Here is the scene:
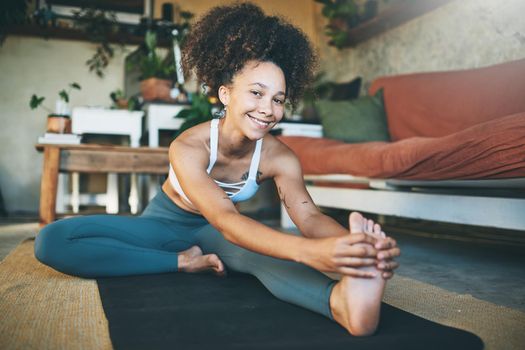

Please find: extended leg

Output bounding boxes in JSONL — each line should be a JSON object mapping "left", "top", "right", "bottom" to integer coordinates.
{"left": 194, "top": 224, "right": 337, "bottom": 320}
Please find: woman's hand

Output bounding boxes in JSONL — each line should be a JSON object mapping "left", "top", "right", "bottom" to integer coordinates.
{"left": 300, "top": 234, "right": 380, "bottom": 277}
{"left": 374, "top": 236, "right": 401, "bottom": 279}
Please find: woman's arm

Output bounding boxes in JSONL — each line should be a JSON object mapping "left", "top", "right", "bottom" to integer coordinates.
{"left": 271, "top": 149, "right": 352, "bottom": 238}
{"left": 272, "top": 146, "right": 400, "bottom": 276}
{"left": 170, "top": 139, "right": 380, "bottom": 277}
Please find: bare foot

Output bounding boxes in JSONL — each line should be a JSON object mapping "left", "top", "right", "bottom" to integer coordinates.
{"left": 330, "top": 212, "right": 386, "bottom": 336}
{"left": 178, "top": 246, "right": 226, "bottom": 276}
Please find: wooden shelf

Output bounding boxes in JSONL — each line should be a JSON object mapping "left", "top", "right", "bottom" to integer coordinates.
{"left": 6, "top": 24, "right": 170, "bottom": 47}
{"left": 343, "top": 0, "right": 452, "bottom": 46}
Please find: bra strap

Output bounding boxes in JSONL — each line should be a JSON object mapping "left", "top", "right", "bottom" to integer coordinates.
{"left": 207, "top": 119, "right": 219, "bottom": 173}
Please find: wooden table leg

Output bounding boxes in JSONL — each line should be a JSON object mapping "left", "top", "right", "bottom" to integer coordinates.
{"left": 39, "top": 147, "right": 60, "bottom": 226}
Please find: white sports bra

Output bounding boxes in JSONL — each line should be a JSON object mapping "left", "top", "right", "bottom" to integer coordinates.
{"left": 169, "top": 118, "right": 263, "bottom": 205}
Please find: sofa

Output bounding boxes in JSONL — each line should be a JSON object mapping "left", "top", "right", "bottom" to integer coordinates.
{"left": 278, "top": 58, "right": 525, "bottom": 231}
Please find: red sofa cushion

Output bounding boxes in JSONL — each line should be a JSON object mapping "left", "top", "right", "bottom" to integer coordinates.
{"left": 278, "top": 113, "right": 525, "bottom": 180}
{"left": 369, "top": 59, "right": 525, "bottom": 141}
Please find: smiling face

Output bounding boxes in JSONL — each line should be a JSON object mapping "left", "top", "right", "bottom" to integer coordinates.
{"left": 218, "top": 60, "right": 286, "bottom": 140}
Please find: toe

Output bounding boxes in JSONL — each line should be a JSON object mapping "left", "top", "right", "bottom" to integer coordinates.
{"left": 211, "top": 255, "right": 226, "bottom": 276}
{"left": 367, "top": 220, "right": 374, "bottom": 234}
{"left": 210, "top": 254, "right": 224, "bottom": 271}
{"left": 349, "top": 212, "right": 365, "bottom": 233}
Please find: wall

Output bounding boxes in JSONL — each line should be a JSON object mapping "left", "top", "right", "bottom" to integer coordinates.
{"left": 315, "top": 0, "right": 525, "bottom": 93}
{"left": 0, "top": 2, "right": 317, "bottom": 216}
{"left": 154, "top": 0, "right": 319, "bottom": 46}
{"left": 0, "top": 37, "right": 132, "bottom": 214}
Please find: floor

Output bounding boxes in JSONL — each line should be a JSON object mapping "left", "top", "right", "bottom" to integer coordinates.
{"left": 387, "top": 231, "right": 525, "bottom": 311}
{"left": 1, "top": 214, "right": 524, "bottom": 313}
{"left": 0, "top": 221, "right": 37, "bottom": 260}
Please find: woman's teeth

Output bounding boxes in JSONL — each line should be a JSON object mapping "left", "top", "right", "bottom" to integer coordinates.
{"left": 248, "top": 115, "right": 270, "bottom": 127}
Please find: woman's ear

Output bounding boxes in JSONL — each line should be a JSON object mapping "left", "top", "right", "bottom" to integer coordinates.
{"left": 218, "top": 85, "right": 230, "bottom": 106}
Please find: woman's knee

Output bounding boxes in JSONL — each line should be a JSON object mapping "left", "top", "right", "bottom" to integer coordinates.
{"left": 34, "top": 219, "right": 73, "bottom": 266}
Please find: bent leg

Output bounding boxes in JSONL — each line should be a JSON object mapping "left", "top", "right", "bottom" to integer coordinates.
{"left": 34, "top": 215, "right": 195, "bottom": 278}
{"left": 194, "top": 224, "right": 337, "bottom": 320}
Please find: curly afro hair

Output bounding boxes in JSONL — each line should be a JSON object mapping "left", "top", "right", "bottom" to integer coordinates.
{"left": 181, "top": 2, "right": 317, "bottom": 109}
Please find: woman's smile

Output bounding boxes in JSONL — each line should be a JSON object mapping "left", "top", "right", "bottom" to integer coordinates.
{"left": 246, "top": 113, "right": 273, "bottom": 129}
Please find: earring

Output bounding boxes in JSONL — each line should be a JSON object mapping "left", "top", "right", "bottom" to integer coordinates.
{"left": 214, "top": 106, "right": 226, "bottom": 119}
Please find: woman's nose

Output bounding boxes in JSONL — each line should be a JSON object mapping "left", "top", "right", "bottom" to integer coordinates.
{"left": 257, "top": 99, "right": 272, "bottom": 116}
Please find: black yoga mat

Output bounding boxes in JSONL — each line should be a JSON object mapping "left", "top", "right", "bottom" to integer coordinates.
{"left": 97, "top": 272, "right": 483, "bottom": 350}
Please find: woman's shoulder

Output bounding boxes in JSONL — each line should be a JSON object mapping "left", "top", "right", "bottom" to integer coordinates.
{"left": 262, "top": 133, "right": 296, "bottom": 159}
{"left": 260, "top": 133, "right": 301, "bottom": 176}
{"left": 168, "top": 121, "right": 212, "bottom": 166}
{"left": 170, "top": 121, "right": 211, "bottom": 149}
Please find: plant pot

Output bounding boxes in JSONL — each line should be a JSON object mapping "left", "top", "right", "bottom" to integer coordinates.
{"left": 116, "top": 98, "right": 129, "bottom": 109}
{"left": 140, "top": 78, "right": 175, "bottom": 102}
{"left": 47, "top": 114, "right": 71, "bottom": 134}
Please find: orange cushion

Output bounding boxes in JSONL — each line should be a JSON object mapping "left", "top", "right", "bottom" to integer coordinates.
{"left": 278, "top": 113, "right": 525, "bottom": 180}
{"left": 369, "top": 59, "right": 525, "bottom": 141}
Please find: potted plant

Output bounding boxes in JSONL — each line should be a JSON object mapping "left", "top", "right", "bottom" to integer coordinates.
{"left": 30, "top": 82, "right": 81, "bottom": 133}
{"left": 109, "top": 89, "right": 140, "bottom": 110}
{"left": 315, "top": 0, "right": 382, "bottom": 49}
{"left": 128, "top": 30, "right": 177, "bottom": 102}
{"left": 129, "top": 7, "right": 193, "bottom": 102}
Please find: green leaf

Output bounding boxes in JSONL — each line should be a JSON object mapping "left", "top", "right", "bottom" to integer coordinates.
{"left": 70, "top": 82, "right": 81, "bottom": 90}
{"left": 322, "top": 6, "right": 335, "bottom": 18}
{"left": 173, "top": 93, "right": 215, "bottom": 137}
{"left": 145, "top": 30, "right": 157, "bottom": 51}
{"left": 338, "top": 2, "right": 358, "bottom": 17}
{"left": 30, "top": 95, "right": 45, "bottom": 109}
{"left": 174, "top": 109, "right": 194, "bottom": 119}
{"left": 127, "top": 98, "right": 137, "bottom": 111}
{"left": 59, "top": 90, "right": 69, "bottom": 103}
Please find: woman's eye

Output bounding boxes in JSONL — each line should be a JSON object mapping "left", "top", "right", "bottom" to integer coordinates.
{"left": 251, "top": 90, "right": 262, "bottom": 97}
{"left": 274, "top": 99, "right": 284, "bottom": 105}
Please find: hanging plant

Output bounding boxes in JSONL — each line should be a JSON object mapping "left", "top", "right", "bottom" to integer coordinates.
{"left": 316, "top": 0, "right": 359, "bottom": 48}
{"left": 73, "top": 7, "right": 123, "bottom": 78}
{"left": 316, "top": 0, "right": 384, "bottom": 49}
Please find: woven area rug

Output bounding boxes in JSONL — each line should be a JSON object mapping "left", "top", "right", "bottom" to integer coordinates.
{"left": 0, "top": 239, "right": 111, "bottom": 350}
{"left": 1, "top": 239, "right": 524, "bottom": 349}
{"left": 383, "top": 275, "right": 525, "bottom": 350}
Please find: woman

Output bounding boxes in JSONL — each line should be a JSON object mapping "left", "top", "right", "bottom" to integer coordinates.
{"left": 35, "top": 3, "right": 400, "bottom": 336}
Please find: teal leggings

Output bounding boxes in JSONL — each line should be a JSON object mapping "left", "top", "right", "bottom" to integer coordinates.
{"left": 34, "top": 189, "right": 336, "bottom": 319}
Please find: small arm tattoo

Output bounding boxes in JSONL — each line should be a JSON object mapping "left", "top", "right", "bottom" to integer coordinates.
{"left": 278, "top": 186, "right": 290, "bottom": 209}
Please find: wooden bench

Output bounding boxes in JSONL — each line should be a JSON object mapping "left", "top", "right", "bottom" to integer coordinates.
{"left": 36, "top": 144, "right": 169, "bottom": 226}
